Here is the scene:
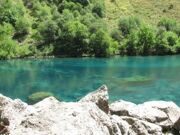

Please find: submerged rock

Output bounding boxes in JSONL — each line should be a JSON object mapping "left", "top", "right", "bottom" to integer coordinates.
{"left": 0, "top": 85, "right": 179, "bottom": 135}
{"left": 121, "top": 75, "right": 154, "bottom": 86}
{"left": 27, "top": 91, "right": 54, "bottom": 104}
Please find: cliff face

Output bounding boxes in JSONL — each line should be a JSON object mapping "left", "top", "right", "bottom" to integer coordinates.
{"left": 0, "top": 85, "right": 179, "bottom": 135}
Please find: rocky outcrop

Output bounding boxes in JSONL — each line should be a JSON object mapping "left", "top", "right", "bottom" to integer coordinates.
{"left": 110, "top": 100, "right": 180, "bottom": 132}
{"left": 110, "top": 100, "right": 168, "bottom": 123}
{"left": 125, "top": 117, "right": 162, "bottom": 135}
{"left": 174, "top": 118, "right": 180, "bottom": 131}
{"left": 143, "top": 101, "right": 180, "bottom": 130}
{"left": 79, "top": 85, "right": 109, "bottom": 113}
{"left": 0, "top": 85, "right": 179, "bottom": 135}
{"left": 0, "top": 96, "right": 114, "bottom": 135}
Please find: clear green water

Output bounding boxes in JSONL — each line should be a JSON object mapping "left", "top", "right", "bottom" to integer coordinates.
{"left": 0, "top": 55, "right": 180, "bottom": 105}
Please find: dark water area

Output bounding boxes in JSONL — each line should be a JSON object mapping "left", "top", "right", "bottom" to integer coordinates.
{"left": 0, "top": 55, "right": 180, "bottom": 105}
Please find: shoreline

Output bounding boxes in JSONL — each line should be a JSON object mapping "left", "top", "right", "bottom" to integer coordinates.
{"left": 1, "top": 54, "right": 180, "bottom": 61}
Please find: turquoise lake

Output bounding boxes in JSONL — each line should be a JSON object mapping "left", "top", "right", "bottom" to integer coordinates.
{"left": 0, "top": 55, "right": 180, "bottom": 105}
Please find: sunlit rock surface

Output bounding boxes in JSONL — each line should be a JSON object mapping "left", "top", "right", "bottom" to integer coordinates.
{"left": 79, "top": 85, "right": 109, "bottom": 113}
{"left": 0, "top": 85, "right": 179, "bottom": 135}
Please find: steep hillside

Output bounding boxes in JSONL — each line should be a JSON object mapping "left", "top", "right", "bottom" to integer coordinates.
{"left": 0, "top": 0, "right": 179, "bottom": 59}
{"left": 105, "top": 0, "right": 180, "bottom": 30}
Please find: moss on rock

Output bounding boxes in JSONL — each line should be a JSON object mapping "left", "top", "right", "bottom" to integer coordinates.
{"left": 28, "top": 91, "right": 54, "bottom": 104}
{"left": 122, "top": 76, "right": 154, "bottom": 86}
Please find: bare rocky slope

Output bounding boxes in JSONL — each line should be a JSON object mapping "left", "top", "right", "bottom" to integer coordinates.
{"left": 0, "top": 85, "right": 179, "bottom": 135}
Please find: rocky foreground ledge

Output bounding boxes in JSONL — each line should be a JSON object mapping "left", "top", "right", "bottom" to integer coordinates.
{"left": 0, "top": 85, "right": 179, "bottom": 135}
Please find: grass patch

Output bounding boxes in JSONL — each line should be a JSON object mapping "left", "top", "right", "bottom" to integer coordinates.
{"left": 105, "top": 0, "right": 180, "bottom": 31}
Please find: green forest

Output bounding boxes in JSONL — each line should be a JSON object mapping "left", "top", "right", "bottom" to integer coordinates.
{"left": 0, "top": 0, "right": 179, "bottom": 59}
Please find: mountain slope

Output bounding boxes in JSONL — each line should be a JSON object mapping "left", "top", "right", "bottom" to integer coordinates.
{"left": 105, "top": 0, "right": 180, "bottom": 30}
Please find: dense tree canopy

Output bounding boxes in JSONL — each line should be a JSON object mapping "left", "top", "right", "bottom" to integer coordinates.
{"left": 118, "top": 17, "right": 180, "bottom": 56}
{"left": 0, "top": 0, "right": 179, "bottom": 59}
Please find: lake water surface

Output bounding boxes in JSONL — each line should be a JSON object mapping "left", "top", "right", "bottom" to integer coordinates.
{"left": 0, "top": 55, "right": 180, "bottom": 105}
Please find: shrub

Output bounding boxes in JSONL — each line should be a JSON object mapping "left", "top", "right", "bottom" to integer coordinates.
{"left": 174, "top": 39, "right": 180, "bottom": 53}
{"left": 174, "top": 23, "right": 180, "bottom": 36}
{"left": 119, "top": 16, "right": 141, "bottom": 36}
{"left": 0, "top": 23, "right": 17, "bottom": 59}
{"left": 0, "top": 23, "right": 14, "bottom": 39}
{"left": 58, "top": 1, "right": 83, "bottom": 14}
{"left": 136, "top": 25, "right": 156, "bottom": 55}
{"left": 72, "top": 0, "right": 89, "bottom": 6}
{"left": 163, "top": 31, "right": 178, "bottom": 46}
{"left": 0, "top": 23, "right": 31, "bottom": 59}
{"left": 92, "top": 1, "right": 105, "bottom": 17}
{"left": 13, "top": 16, "right": 32, "bottom": 42}
{"left": 90, "top": 29, "right": 118, "bottom": 57}
{"left": 158, "top": 18, "right": 177, "bottom": 32}
{"left": 154, "top": 31, "right": 178, "bottom": 55}
{"left": 111, "top": 29, "right": 123, "bottom": 43}
{"left": 121, "top": 25, "right": 156, "bottom": 55}
{"left": 0, "top": 38, "right": 18, "bottom": 59}
{"left": 56, "top": 20, "right": 90, "bottom": 56}
{"left": 122, "top": 32, "right": 139, "bottom": 55}
{"left": 89, "top": 19, "right": 107, "bottom": 33}
{"left": 154, "top": 41, "right": 172, "bottom": 55}
{"left": 0, "top": 0, "right": 28, "bottom": 26}
{"left": 33, "top": 1, "right": 52, "bottom": 21}
{"left": 37, "top": 20, "right": 60, "bottom": 44}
